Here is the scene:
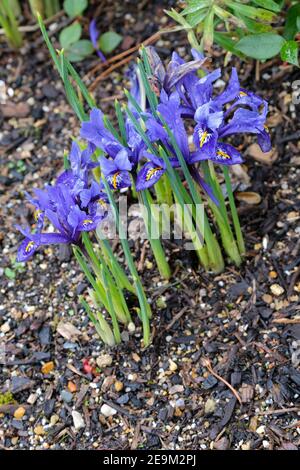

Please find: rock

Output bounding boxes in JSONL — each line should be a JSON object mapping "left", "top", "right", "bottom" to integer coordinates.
{"left": 71, "top": 410, "right": 85, "bottom": 430}
{"left": 1, "top": 321, "right": 10, "bottom": 333}
{"left": 1, "top": 101, "right": 30, "bottom": 118}
{"left": 239, "top": 383, "right": 254, "bottom": 403}
{"left": 11, "top": 419, "right": 23, "bottom": 430}
{"left": 213, "top": 437, "right": 229, "bottom": 450}
{"left": 27, "top": 394, "right": 37, "bottom": 405}
{"left": 236, "top": 191, "right": 262, "bottom": 205}
{"left": 41, "top": 361, "right": 54, "bottom": 374}
{"left": 262, "top": 294, "right": 273, "bottom": 304}
{"left": 128, "top": 322, "right": 135, "bottom": 333}
{"left": 100, "top": 404, "right": 117, "bottom": 417}
{"left": 57, "top": 321, "right": 81, "bottom": 341}
{"left": 13, "top": 406, "right": 26, "bottom": 420}
{"left": 169, "top": 359, "right": 178, "bottom": 372}
{"left": 202, "top": 375, "right": 218, "bottom": 390}
{"left": 67, "top": 381, "right": 77, "bottom": 393}
{"left": 204, "top": 398, "right": 216, "bottom": 415}
{"left": 117, "top": 393, "right": 129, "bottom": 405}
{"left": 114, "top": 381, "right": 124, "bottom": 392}
{"left": 60, "top": 390, "right": 73, "bottom": 403}
{"left": 96, "top": 354, "right": 112, "bottom": 368}
{"left": 169, "top": 384, "right": 184, "bottom": 395}
{"left": 10, "top": 377, "right": 34, "bottom": 394}
{"left": 38, "top": 325, "right": 51, "bottom": 345}
{"left": 50, "top": 414, "right": 59, "bottom": 426}
{"left": 34, "top": 425, "right": 46, "bottom": 435}
{"left": 44, "top": 398, "right": 55, "bottom": 418}
{"left": 270, "top": 284, "right": 284, "bottom": 297}
{"left": 42, "top": 84, "right": 59, "bottom": 99}
{"left": 121, "top": 35, "right": 135, "bottom": 51}
{"left": 132, "top": 352, "right": 141, "bottom": 362}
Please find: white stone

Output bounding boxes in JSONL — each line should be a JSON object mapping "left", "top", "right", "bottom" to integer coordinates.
{"left": 71, "top": 411, "right": 85, "bottom": 430}
{"left": 100, "top": 404, "right": 117, "bottom": 417}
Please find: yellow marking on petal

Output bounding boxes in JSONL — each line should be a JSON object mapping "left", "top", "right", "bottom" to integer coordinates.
{"left": 146, "top": 167, "right": 163, "bottom": 181}
{"left": 98, "top": 198, "right": 107, "bottom": 208}
{"left": 199, "top": 130, "right": 208, "bottom": 148}
{"left": 217, "top": 149, "right": 231, "bottom": 160}
{"left": 34, "top": 209, "right": 42, "bottom": 221}
{"left": 25, "top": 241, "right": 35, "bottom": 252}
{"left": 112, "top": 171, "right": 120, "bottom": 189}
{"left": 239, "top": 91, "right": 247, "bottom": 97}
{"left": 264, "top": 124, "right": 269, "bottom": 133}
{"left": 83, "top": 219, "right": 93, "bottom": 226}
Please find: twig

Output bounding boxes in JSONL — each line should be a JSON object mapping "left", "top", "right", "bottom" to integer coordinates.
{"left": 165, "top": 306, "right": 189, "bottom": 331}
{"left": 88, "top": 56, "right": 134, "bottom": 91}
{"left": 253, "top": 341, "right": 288, "bottom": 363}
{"left": 84, "top": 30, "right": 162, "bottom": 82}
{"left": 257, "top": 407, "right": 300, "bottom": 416}
{"left": 201, "top": 357, "right": 242, "bottom": 405}
{"left": 272, "top": 317, "right": 300, "bottom": 325}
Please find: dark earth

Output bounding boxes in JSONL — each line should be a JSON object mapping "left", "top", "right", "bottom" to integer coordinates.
{"left": 0, "top": 0, "right": 299, "bottom": 450}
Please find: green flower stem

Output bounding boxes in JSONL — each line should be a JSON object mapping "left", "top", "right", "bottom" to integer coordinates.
{"left": 124, "top": 105, "right": 210, "bottom": 270}
{"left": 82, "top": 232, "right": 131, "bottom": 324}
{"left": 223, "top": 166, "right": 246, "bottom": 256}
{"left": 97, "top": 236, "right": 136, "bottom": 294}
{"left": 99, "top": 265, "right": 122, "bottom": 343}
{"left": 162, "top": 173, "right": 173, "bottom": 207}
{"left": 159, "top": 147, "right": 211, "bottom": 270}
{"left": 73, "top": 246, "right": 121, "bottom": 343}
{"left": 0, "top": 0, "right": 22, "bottom": 48}
{"left": 139, "top": 190, "right": 171, "bottom": 280}
{"left": 102, "top": 178, "right": 151, "bottom": 346}
{"left": 202, "top": 161, "right": 242, "bottom": 266}
{"left": 158, "top": 113, "right": 224, "bottom": 273}
{"left": 80, "top": 295, "right": 115, "bottom": 347}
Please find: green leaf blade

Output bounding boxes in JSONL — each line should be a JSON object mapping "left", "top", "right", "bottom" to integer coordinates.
{"left": 280, "top": 40, "right": 299, "bottom": 66}
{"left": 235, "top": 33, "right": 285, "bottom": 60}
{"left": 99, "top": 31, "right": 122, "bottom": 54}
{"left": 63, "top": 0, "right": 87, "bottom": 17}
{"left": 59, "top": 22, "right": 82, "bottom": 49}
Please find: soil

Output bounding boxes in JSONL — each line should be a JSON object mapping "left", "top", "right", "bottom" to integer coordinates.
{"left": 0, "top": 0, "right": 299, "bottom": 451}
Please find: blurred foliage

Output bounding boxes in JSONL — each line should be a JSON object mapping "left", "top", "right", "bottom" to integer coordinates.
{"left": 166, "top": 0, "right": 299, "bottom": 65}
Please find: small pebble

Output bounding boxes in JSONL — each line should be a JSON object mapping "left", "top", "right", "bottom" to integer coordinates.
{"left": 41, "top": 361, "right": 54, "bottom": 374}
{"left": 100, "top": 404, "right": 117, "bottom": 417}
{"left": 204, "top": 398, "right": 216, "bottom": 415}
{"left": 60, "top": 390, "right": 73, "bottom": 403}
{"left": 270, "top": 284, "right": 284, "bottom": 297}
{"left": 13, "top": 407, "right": 26, "bottom": 420}
{"left": 96, "top": 354, "right": 112, "bottom": 368}
{"left": 72, "top": 410, "right": 85, "bottom": 430}
{"left": 34, "top": 425, "right": 45, "bottom": 436}
{"left": 1, "top": 321, "right": 10, "bottom": 333}
{"left": 114, "top": 381, "right": 124, "bottom": 392}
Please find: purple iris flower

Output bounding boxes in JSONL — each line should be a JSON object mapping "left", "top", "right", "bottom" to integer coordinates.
{"left": 80, "top": 107, "right": 145, "bottom": 189}
{"left": 143, "top": 47, "right": 271, "bottom": 155}
{"left": 17, "top": 142, "right": 107, "bottom": 262}
{"left": 136, "top": 91, "right": 219, "bottom": 204}
{"left": 89, "top": 19, "right": 106, "bottom": 62}
{"left": 100, "top": 149, "right": 132, "bottom": 190}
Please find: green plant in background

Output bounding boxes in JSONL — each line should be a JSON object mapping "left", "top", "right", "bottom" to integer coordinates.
{"left": 0, "top": 0, "right": 22, "bottom": 48}
{"left": 59, "top": 21, "right": 94, "bottom": 62}
{"left": 166, "top": 0, "right": 299, "bottom": 66}
{"left": 29, "top": 0, "right": 61, "bottom": 18}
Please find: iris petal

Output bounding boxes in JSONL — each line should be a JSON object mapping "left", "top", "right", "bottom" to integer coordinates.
{"left": 136, "top": 162, "right": 165, "bottom": 191}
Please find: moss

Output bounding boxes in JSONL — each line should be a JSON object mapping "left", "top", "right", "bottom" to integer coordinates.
{"left": 0, "top": 392, "right": 15, "bottom": 405}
